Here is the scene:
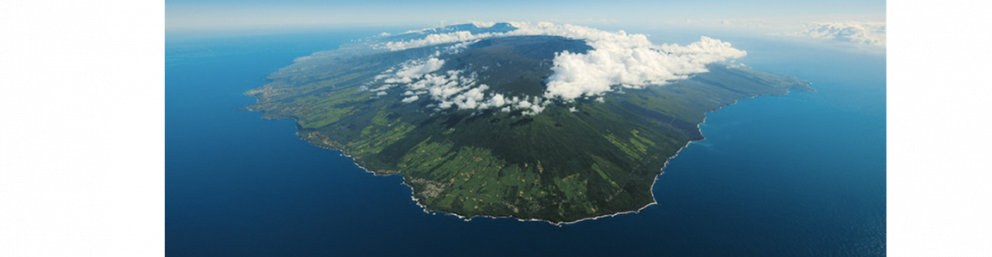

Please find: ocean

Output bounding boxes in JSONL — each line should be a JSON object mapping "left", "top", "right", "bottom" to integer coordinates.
{"left": 166, "top": 28, "right": 885, "bottom": 256}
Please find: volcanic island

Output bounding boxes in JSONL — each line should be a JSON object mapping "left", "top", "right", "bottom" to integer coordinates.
{"left": 245, "top": 22, "right": 812, "bottom": 224}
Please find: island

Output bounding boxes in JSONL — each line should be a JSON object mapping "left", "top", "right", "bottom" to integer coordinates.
{"left": 245, "top": 22, "right": 812, "bottom": 224}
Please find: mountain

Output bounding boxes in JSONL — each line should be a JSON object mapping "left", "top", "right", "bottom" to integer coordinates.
{"left": 245, "top": 23, "right": 812, "bottom": 223}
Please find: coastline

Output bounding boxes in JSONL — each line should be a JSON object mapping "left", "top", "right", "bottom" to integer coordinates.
{"left": 248, "top": 83, "right": 812, "bottom": 226}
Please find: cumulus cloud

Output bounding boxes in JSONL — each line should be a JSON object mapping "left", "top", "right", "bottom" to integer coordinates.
{"left": 401, "top": 95, "right": 419, "bottom": 103}
{"left": 384, "top": 57, "right": 445, "bottom": 84}
{"left": 514, "top": 23, "right": 747, "bottom": 100}
{"left": 376, "top": 22, "right": 748, "bottom": 114}
{"left": 799, "top": 21, "right": 886, "bottom": 47}
{"left": 487, "top": 93, "right": 506, "bottom": 108}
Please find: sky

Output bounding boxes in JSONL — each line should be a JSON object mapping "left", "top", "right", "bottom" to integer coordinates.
{"left": 165, "top": 0, "right": 885, "bottom": 32}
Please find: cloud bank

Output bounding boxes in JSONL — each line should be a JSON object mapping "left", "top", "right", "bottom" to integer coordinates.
{"left": 545, "top": 34, "right": 745, "bottom": 100}
{"left": 800, "top": 21, "right": 886, "bottom": 47}
{"left": 375, "top": 22, "right": 747, "bottom": 114}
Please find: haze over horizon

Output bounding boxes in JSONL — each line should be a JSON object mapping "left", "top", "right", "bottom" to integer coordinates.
{"left": 165, "top": 0, "right": 885, "bottom": 33}
{"left": 163, "top": 0, "right": 888, "bottom": 52}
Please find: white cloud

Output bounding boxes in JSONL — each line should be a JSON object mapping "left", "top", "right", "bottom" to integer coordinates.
{"left": 451, "top": 85, "right": 489, "bottom": 109}
{"left": 517, "top": 99, "right": 532, "bottom": 109}
{"left": 376, "top": 22, "right": 748, "bottom": 113}
{"left": 486, "top": 93, "right": 507, "bottom": 108}
{"left": 528, "top": 103, "right": 545, "bottom": 114}
{"left": 401, "top": 95, "right": 419, "bottom": 103}
{"left": 385, "top": 57, "right": 445, "bottom": 84}
{"left": 545, "top": 36, "right": 746, "bottom": 100}
{"left": 799, "top": 21, "right": 886, "bottom": 47}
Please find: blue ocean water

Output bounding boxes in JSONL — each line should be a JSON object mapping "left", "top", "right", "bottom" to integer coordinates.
{"left": 166, "top": 29, "right": 885, "bottom": 256}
